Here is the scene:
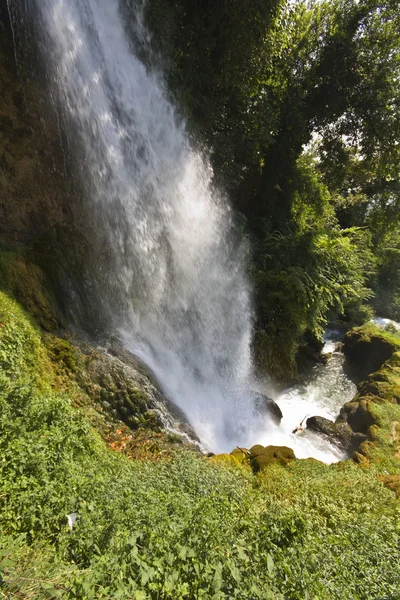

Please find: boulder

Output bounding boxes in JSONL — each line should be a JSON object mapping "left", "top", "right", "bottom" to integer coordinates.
{"left": 250, "top": 391, "right": 283, "bottom": 424}
{"left": 55, "top": 339, "right": 199, "bottom": 443}
{"left": 306, "top": 415, "right": 366, "bottom": 454}
{"left": 338, "top": 398, "right": 377, "bottom": 434}
{"left": 230, "top": 447, "right": 250, "bottom": 464}
{"left": 249, "top": 445, "right": 295, "bottom": 472}
{"left": 343, "top": 324, "right": 400, "bottom": 381}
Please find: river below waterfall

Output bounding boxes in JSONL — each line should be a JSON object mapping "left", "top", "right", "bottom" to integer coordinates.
{"left": 252, "top": 330, "right": 356, "bottom": 464}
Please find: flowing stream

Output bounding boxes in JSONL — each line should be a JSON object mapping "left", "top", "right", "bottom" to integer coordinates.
{"left": 265, "top": 330, "right": 356, "bottom": 462}
{"left": 9, "top": 0, "right": 356, "bottom": 461}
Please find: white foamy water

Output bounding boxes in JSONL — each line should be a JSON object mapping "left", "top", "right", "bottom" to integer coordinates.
{"left": 371, "top": 317, "right": 400, "bottom": 331}
{"left": 10, "top": 1, "right": 356, "bottom": 460}
{"left": 252, "top": 332, "right": 356, "bottom": 463}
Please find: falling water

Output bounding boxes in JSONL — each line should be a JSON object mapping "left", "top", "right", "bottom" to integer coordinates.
{"left": 10, "top": 0, "right": 257, "bottom": 451}
{"left": 8, "top": 0, "right": 356, "bottom": 460}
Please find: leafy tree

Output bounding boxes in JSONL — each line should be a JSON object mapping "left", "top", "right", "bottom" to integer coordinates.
{"left": 371, "top": 227, "right": 400, "bottom": 320}
{"left": 137, "top": 0, "right": 284, "bottom": 189}
{"left": 253, "top": 156, "right": 375, "bottom": 378}
{"left": 140, "top": 0, "right": 400, "bottom": 376}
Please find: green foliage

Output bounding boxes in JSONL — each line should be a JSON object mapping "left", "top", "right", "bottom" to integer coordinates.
{"left": 371, "top": 227, "right": 400, "bottom": 320}
{"left": 136, "top": 0, "right": 283, "bottom": 190}
{"left": 253, "top": 209, "right": 375, "bottom": 379}
{"left": 1, "top": 294, "right": 400, "bottom": 599}
{"left": 137, "top": 0, "right": 400, "bottom": 376}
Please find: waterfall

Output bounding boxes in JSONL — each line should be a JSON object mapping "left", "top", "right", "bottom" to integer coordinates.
{"left": 9, "top": 0, "right": 263, "bottom": 452}
{"left": 7, "top": 0, "right": 358, "bottom": 463}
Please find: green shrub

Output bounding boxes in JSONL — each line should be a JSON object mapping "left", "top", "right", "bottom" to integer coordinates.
{"left": 1, "top": 292, "right": 399, "bottom": 599}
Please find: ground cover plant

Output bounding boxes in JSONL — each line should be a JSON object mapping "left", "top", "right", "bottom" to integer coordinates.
{"left": 1, "top": 291, "right": 400, "bottom": 599}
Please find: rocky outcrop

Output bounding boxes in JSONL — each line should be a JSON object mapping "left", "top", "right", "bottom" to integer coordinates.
{"left": 0, "top": 12, "right": 72, "bottom": 243}
{"left": 249, "top": 444, "right": 295, "bottom": 472}
{"left": 343, "top": 324, "right": 400, "bottom": 381}
{"left": 338, "top": 397, "right": 378, "bottom": 434}
{"left": 219, "top": 444, "right": 296, "bottom": 473}
{"left": 306, "top": 415, "right": 366, "bottom": 454}
{"left": 83, "top": 349, "right": 162, "bottom": 431}
{"left": 356, "top": 353, "right": 400, "bottom": 405}
{"left": 43, "top": 333, "right": 199, "bottom": 446}
{"left": 306, "top": 325, "right": 400, "bottom": 460}
{"left": 250, "top": 391, "right": 283, "bottom": 424}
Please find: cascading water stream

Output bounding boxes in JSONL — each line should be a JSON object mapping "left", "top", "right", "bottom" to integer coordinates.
{"left": 12, "top": 0, "right": 257, "bottom": 451}
{"left": 8, "top": 0, "right": 356, "bottom": 461}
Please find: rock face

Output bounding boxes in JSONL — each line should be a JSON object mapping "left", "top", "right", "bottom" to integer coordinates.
{"left": 343, "top": 324, "right": 400, "bottom": 381}
{"left": 0, "top": 13, "right": 92, "bottom": 332}
{"left": 250, "top": 391, "right": 283, "bottom": 424}
{"left": 81, "top": 342, "right": 199, "bottom": 441}
{"left": 44, "top": 333, "right": 199, "bottom": 445}
{"left": 0, "top": 12, "right": 72, "bottom": 243}
{"left": 249, "top": 444, "right": 295, "bottom": 472}
{"left": 306, "top": 415, "right": 366, "bottom": 455}
{"left": 84, "top": 349, "right": 162, "bottom": 431}
{"left": 0, "top": 253, "right": 64, "bottom": 331}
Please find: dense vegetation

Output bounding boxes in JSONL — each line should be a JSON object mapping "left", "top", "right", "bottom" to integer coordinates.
{"left": 139, "top": 0, "right": 400, "bottom": 378}
{"left": 1, "top": 291, "right": 400, "bottom": 599}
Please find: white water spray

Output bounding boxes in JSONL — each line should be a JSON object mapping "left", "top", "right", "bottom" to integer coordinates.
{"left": 18, "top": 0, "right": 258, "bottom": 451}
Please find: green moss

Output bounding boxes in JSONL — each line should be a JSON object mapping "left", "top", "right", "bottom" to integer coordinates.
{"left": 349, "top": 322, "right": 400, "bottom": 349}
{"left": 343, "top": 323, "right": 400, "bottom": 381}
{"left": 338, "top": 330, "right": 400, "bottom": 470}
{"left": 250, "top": 445, "right": 296, "bottom": 472}
{"left": 43, "top": 334, "right": 79, "bottom": 374}
{"left": 0, "top": 246, "right": 63, "bottom": 331}
{"left": 356, "top": 400, "right": 400, "bottom": 473}
{"left": 0, "top": 289, "right": 53, "bottom": 392}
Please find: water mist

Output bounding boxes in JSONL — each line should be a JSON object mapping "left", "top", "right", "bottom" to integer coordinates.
{"left": 9, "top": 0, "right": 262, "bottom": 451}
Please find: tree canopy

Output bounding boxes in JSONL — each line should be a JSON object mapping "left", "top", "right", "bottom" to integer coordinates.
{"left": 142, "top": 0, "right": 400, "bottom": 378}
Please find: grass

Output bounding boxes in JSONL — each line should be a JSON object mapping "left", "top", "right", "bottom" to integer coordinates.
{"left": 0, "top": 290, "right": 399, "bottom": 599}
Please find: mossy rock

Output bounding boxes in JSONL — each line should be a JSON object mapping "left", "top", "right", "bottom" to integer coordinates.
{"left": 249, "top": 444, "right": 266, "bottom": 459}
{"left": 82, "top": 352, "right": 161, "bottom": 430}
{"left": 229, "top": 447, "right": 250, "bottom": 465}
{"left": 0, "top": 249, "right": 63, "bottom": 331}
{"left": 249, "top": 445, "right": 295, "bottom": 472}
{"left": 306, "top": 415, "right": 366, "bottom": 454}
{"left": 209, "top": 453, "right": 243, "bottom": 467}
{"left": 339, "top": 397, "right": 378, "bottom": 434}
{"left": 343, "top": 324, "right": 400, "bottom": 381}
{"left": 43, "top": 335, "right": 79, "bottom": 374}
{"left": 336, "top": 344, "right": 400, "bottom": 465}
{"left": 358, "top": 352, "right": 400, "bottom": 404}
